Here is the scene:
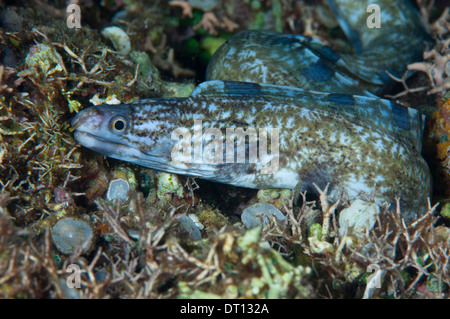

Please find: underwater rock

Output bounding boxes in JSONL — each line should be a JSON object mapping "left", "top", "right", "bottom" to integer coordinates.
{"left": 338, "top": 199, "right": 380, "bottom": 237}
{"left": 89, "top": 93, "right": 121, "bottom": 106}
{"left": 257, "top": 188, "right": 292, "bottom": 209}
{"left": 101, "top": 26, "right": 131, "bottom": 55}
{"left": 178, "top": 215, "right": 202, "bottom": 241}
{"left": 198, "top": 209, "right": 228, "bottom": 229}
{"left": 55, "top": 278, "right": 81, "bottom": 299}
{"left": 187, "top": 213, "right": 204, "bottom": 230}
{"left": 441, "top": 203, "right": 450, "bottom": 219}
{"left": 434, "top": 225, "right": 450, "bottom": 243}
{"left": 106, "top": 166, "right": 137, "bottom": 202}
{"left": 129, "top": 51, "right": 155, "bottom": 77}
{"left": 106, "top": 178, "right": 130, "bottom": 202}
{"left": 0, "top": 9, "right": 22, "bottom": 32}
{"left": 21, "top": 43, "right": 65, "bottom": 78}
{"left": 308, "top": 223, "right": 335, "bottom": 255}
{"left": 51, "top": 218, "right": 94, "bottom": 254}
{"left": 2, "top": 47, "right": 18, "bottom": 67}
{"left": 237, "top": 227, "right": 312, "bottom": 298}
{"left": 241, "top": 203, "right": 285, "bottom": 228}
{"left": 156, "top": 172, "right": 184, "bottom": 201}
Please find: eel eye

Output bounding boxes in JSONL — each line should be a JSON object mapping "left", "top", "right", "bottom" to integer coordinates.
{"left": 110, "top": 115, "right": 128, "bottom": 133}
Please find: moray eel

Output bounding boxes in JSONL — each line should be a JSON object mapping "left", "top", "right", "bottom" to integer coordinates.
{"left": 72, "top": 0, "right": 432, "bottom": 218}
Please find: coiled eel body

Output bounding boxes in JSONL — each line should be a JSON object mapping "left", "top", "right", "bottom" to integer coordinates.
{"left": 72, "top": 0, "right": 432, "bottom": 218}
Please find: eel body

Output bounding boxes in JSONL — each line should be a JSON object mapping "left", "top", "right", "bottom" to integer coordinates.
{"left": 72, "top": 0, "right": 432, "bottom": 218}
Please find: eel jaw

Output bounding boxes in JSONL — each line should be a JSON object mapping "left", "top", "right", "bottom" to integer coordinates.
{"left": 73, "top": 130, "right": 177, "bottom": 171}
{"left": 73, "top": 130, "right": 123, "bottom": 156}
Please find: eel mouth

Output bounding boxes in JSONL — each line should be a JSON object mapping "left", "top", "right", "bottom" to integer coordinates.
{"left": 73, "top": 130, "right": 171, "bottom": 166}
{"left": 73, "top": 129, "right": 220, "bottom": 179}
{"left": 73, "top": 130, "right": 130, "bottom": 155}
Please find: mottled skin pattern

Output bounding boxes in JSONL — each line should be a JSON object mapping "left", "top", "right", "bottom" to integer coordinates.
{"left": 328, "top": 0, "right": 431, "bottom": 85}
{"left": 72, "top": 80, "right": 431, "bottom": 218}
{"left": 207, "top": 0, "right": 431, "bottom": 95}
{"left": 206, "top": 30, "right": 377, "bottom": 96}
{"left": 72, "top": 0, "right": 432, "bottom": 218}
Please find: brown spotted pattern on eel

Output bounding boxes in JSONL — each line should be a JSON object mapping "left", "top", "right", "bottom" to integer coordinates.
{"left": 72, "top": 0, "right": 432, "bottom": 218}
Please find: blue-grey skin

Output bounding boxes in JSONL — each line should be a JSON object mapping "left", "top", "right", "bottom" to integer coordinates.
{"left": 72, "top": 0, "right": 432, "bottom": 218}
{"left": 51, "top": 218, "right": 93, "bottom": 254}
{"left": 207, "top": 0, "right": 432, "bottom": 95}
